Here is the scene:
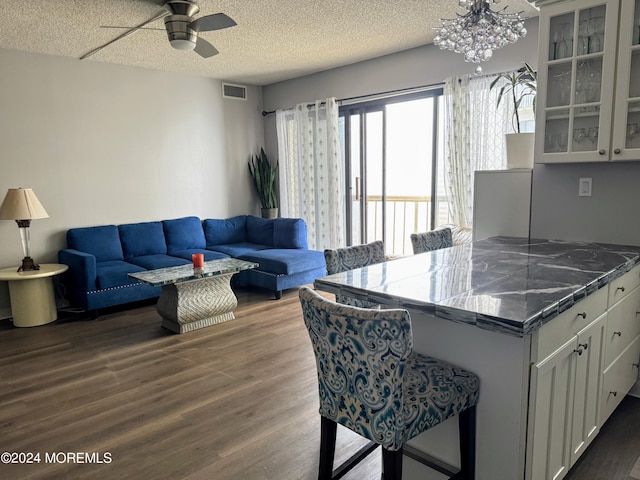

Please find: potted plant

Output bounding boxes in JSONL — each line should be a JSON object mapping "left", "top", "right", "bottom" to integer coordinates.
{"left": 248, "top": 148, "right": 278, "bottom": 218}
{"left": 490, "top": 62, "right": 537, "bottom": 169}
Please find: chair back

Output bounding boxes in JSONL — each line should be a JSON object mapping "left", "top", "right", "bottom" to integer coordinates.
{"left": 410, "top": 228, "right": 453, "bottom": 254}
{"left": 324, "top": 240, "right": 386, "bottom": 275}
{"left": 299, "top": 286, "right": 412, "bottom": 447}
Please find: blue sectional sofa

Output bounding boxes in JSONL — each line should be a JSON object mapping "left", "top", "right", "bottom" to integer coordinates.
{"left": 58, "top": 215, "right": 326, "bottom": 312}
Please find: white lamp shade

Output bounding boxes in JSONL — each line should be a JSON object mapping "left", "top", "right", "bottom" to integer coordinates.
{"left": 0, "top": 188, "right": 49, "bottom": 220}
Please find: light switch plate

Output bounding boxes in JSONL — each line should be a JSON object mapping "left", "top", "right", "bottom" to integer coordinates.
{"left": 579, "top": 177, "right": 592, "bottom": 197}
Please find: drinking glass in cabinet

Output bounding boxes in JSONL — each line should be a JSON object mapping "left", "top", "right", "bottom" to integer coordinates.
{"left": 576, "top": 59, "right": 603, "bottom": 104}
{"left": 545, "top": 115, "right": 569, "bottom": 153}
{"left": 578, "top": 17, "right": 589, "bottom": 55}
{"left": 587, "top": 126, "right": 599, "bottom": 144}
{"left": 574, "top": 128, "right": 587, "bottom": 143}
{"left": 549, "top": 13, "right": 574, "bottom": 60}
{"left": 547, "top": 63, "right": 572, "bottom": 107}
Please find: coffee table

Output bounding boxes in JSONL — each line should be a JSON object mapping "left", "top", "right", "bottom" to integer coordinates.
{"left": 129, "top": 258, "right": 257, "bottom": 333}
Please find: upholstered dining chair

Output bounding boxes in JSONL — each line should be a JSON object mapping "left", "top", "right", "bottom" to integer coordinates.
{"left": 299, "top": 286, "right": 479, "bottom": 480}
{"left": 410, "top": 227, "right": 453, "bottom": 255}
{"left": 323, "top": 240, "right": 386, "bottom": 308}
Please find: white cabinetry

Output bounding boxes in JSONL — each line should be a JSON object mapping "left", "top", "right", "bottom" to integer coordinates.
{"left": 600, "top": 268, "right": 640, "bottom": 423}
{"left": 527, "top": 265, "right": 640, "bottom": 480}
{"left": 534, "top": 0, "right": 640, "bottom": 163}
{"left": 527, "top": 288, "right": 606, "bottom": 480}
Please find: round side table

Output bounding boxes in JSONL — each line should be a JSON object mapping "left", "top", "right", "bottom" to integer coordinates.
{"left": 0, "top": 263, "right": 69, "bottom": 327}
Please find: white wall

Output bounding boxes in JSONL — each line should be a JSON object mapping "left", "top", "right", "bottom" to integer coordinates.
{"left": 262, "top": 18, "right": 540, "bottom": 160}
{"left": 0, "top": 48, "right": 265, "bottom": 316}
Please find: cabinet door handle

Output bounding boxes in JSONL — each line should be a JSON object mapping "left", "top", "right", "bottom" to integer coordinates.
{"left": 574, "top": 347, "right": 584, "bottom": 355}
{"left": 577, "top": 312, "right": 587, "bottom": 319}
{"left": 617, "top": 286, "right": 625, "bottom": 292}
{"left": 578, "top": 342, "right": 588, "bottom": 350}
{"left": 633, "top": 363, "right": 640, "bottom": 369}
{"left": 614, "top": 148, "right": 622, "bottom": 155}
{"left": 613, "top": 331, "right": 622, "bottom": 337}
{"left": 610, "top": 391, "right": 618, "bottom": 397}
{"left": 599, "top": 149, "right": 606, "bottom": 155}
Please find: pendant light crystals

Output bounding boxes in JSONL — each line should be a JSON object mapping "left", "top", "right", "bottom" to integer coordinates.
{"left": 433, "top": 0, "right": 527, "bottom": 74}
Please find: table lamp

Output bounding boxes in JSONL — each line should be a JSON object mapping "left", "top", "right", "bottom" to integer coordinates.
{"left": 0, "top": 188, "right": 49, "bottom": 272}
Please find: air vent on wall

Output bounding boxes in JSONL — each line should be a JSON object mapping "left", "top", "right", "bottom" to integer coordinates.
{"left": 222, "top": 83, "right": 247, "bottom": 100}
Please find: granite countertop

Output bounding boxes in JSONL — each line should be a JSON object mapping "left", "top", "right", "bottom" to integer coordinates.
{"left": 313, "top": 237, "right": 640, "bottom": 337}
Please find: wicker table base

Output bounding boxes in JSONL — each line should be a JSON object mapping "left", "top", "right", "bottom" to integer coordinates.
{"left": 156, "top": 273, "right": 237, "bottom": 333}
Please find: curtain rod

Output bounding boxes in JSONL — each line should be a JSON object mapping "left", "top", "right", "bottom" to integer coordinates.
{"left": 260, "top": 81, "right": 445, "bottom": 116}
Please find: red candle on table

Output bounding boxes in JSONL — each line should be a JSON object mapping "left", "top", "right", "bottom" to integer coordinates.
{"left": 192, "top": 253, "right": 204, "bottom": 268}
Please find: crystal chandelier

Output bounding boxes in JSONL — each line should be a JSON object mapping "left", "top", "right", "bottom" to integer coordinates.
{"left": 433, "top": 0, "right": 527, "bottom": 74}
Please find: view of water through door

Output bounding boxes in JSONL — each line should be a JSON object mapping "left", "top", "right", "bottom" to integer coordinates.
{"left": 340, "top": 91, "right": 448, "bottom": 256}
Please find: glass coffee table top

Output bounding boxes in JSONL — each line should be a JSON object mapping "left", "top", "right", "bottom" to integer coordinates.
{"left": 129, "top": 258, "right": 258, "bottom": 287}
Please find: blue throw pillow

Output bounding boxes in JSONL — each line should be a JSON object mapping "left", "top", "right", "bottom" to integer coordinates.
{"left": 204, "top": 216, "right": 247, "bottom": 246}
{"left": 67, "top": 225, "right": 124, "bottom": 262}
{"left": 273, "top": 218, "right": 308, "bottom": 249}
{"left": 163, "top": 216, "right": 205, "bottom": 252}
{"left": 246, "top": 216, "right": 274, "bottom": 246}
{"left": 119, "top": 221, "right": 167, "bottom": 258}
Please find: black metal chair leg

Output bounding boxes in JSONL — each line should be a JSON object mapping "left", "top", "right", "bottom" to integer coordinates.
{"left": 382, "top": 447, "right": 403, "bottom": 480}
{"left": 456, "top": 406, "right": 477, "bottom": 480}
{"left": 319, "top": 416, "right": 337, "bottom": 480}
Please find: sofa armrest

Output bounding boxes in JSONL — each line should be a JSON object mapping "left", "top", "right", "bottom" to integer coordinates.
{"left": 58, "top": 248, "right": 97, "bottom": 291}
{"left": 273, "top": 218, "right": 308, "bottom": 249}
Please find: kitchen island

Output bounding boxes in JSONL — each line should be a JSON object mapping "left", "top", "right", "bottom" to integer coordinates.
{"left": 314, "top": 237, "right": 640, "bottom": 480}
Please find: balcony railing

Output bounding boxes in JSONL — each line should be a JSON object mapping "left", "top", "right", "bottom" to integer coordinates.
{"left": 358, "top": 195, "right": 452, "bottom": 256}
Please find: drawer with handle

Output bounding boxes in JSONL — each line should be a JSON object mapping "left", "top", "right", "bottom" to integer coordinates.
{"left": 609, "top": 265, "right": 640, "bottom": 307}
{"left": 605, "top": 285, "right": 640, "bottom": 367}
{"left": 600, "top": 333, "right": 640, "bottom": 425}
{"left": 533, "top": 287, "right": 607, "bottom": 362}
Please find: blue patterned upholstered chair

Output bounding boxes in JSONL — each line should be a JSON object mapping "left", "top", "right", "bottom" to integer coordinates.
{"left": 323, "top": 241, "right": 386, "bottom": 308}
{"left": 299, "top": 286, "right": 480, "bottom": 480}
{"left": 410, "top": 227, "right": 453, "bottom": 255}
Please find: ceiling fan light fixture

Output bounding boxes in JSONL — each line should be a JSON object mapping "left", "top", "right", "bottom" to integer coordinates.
{"left": 170, "top": 38, "right": 196, "bottom": 50}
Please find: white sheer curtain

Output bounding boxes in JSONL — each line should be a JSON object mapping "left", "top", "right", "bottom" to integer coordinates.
{"left": 443, "top": 73, "right": 512, "bottom": 228}
{"left": 276, "top": 97, "right": 345, "bottom": 250}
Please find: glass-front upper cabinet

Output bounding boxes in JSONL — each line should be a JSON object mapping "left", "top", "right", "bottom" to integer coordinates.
{"left": 535, "top": 0, "right": 640, "bottom": 163}
{"left": 611, "top": 0, "right": 640, "bottom": 160}
{"left": 535, "top": 0, "right": 619, "bottom": 163}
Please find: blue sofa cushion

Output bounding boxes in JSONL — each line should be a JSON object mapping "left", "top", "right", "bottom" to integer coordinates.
{"left": 273, "top": 218, "right": 308, "bottom": 249}
{"left": 96, "top": 260, "right": 147, "bottom": 290}
{"left": 204, "top": 216, "right": 247, "bottom": 247}
{"left": 67, "top": 225, "right": 124, "bottom": 262}
{"left": 238, "top": 248, "right": 325, "bottom": 275}
{"left": 246, "top": 216, "right": 274, "bottom": 246}
{"left": 208, "top": 242, "right": 272, "bottom": 257}
{"left": 170, "top": 249, "right": 229, "bottom": 261}
{"left": 163, "top": 216, "right": 206, "bottom": 253}
{"left": 126, "top": 254, "right": 190, "bottom": 270}
{"left": 119, "top": 222, "right": 167, "bottom": 259}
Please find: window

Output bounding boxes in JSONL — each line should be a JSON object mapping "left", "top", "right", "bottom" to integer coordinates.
{"left": 339, "top": 89, "right": 447, "bottom": 256}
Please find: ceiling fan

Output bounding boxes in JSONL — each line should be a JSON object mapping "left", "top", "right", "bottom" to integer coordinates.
{"left": 81, "top": 0, "right": 237, "bottom": 60}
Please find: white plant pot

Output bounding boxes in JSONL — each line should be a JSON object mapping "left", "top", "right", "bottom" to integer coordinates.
{"left": 506, "top": 132, "right": 535, "bottom": 169}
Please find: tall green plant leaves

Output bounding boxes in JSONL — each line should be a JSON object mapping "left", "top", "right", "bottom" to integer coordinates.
{"left": 248, "top": 148, "right": 278, "bottom": 209}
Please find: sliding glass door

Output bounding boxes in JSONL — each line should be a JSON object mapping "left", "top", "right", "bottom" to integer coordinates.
{"left": 340, "top": 90, "right": 445, "bottom": 255}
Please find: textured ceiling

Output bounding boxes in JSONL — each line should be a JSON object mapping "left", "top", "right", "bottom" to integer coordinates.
{"left": 0, "top": 0, "right": 540, "bottom": 86}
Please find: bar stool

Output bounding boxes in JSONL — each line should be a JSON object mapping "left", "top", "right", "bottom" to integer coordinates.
{"left": 410, "top": 227, "right": 453, "bottom": 254}
{"left": 323, "top": 240, "right": 386, "bottom": 308}
{"left": 299, "top": 286, "right": 479, "bottom": 480}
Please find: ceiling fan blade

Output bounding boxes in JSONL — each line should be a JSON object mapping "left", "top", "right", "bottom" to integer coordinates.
{"left": 100, "top": 26, "right": 166, "bottom": 31}
{"left": 193, "top": 37, "right": 219, "bottom": 58}
{"left": 190, "top": 13, "right": 236, "bottom": 32}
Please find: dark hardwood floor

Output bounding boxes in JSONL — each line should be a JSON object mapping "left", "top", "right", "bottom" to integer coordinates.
{"left": 0, "top": 286, "right": 638, "bottom": 480}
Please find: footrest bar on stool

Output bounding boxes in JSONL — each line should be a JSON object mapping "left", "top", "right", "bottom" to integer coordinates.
{"left": 333, "top": 441, "right": 379, "bottom": 480}
{"left": 403, "top": 444, "right": 458, "bottom": 478}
